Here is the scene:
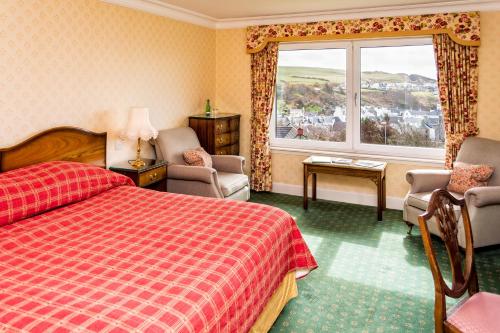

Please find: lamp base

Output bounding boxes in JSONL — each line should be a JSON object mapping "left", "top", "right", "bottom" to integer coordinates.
{"left": 129, "top": 158, "right": 146, "bottom": 168}
{"left": 129, "top": 138, "right": 145, "bottom": 168}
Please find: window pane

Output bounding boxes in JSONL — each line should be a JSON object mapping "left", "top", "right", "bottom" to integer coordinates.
{"left": 276, "top": 48, "right": 347, "bottom": 142}
{"left": 360, "top": 45, "right": 443, "bottom": 148}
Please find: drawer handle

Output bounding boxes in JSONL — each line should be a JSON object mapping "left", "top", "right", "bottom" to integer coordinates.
{"left": 149, "top": 172, "right": 158, "bottom": 181}
{"left": 217, "top": 137, "right": 224, "bottom": 144}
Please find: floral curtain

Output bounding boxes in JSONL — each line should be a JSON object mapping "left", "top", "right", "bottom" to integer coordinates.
{"left": 250, "top": 42, "right": 279, "bottom": 191}
{"left": 433, "top": 33, "right": 479, "bottom": 168}
{"left": 246, "top": 12, "right": 480, "bottom": 53}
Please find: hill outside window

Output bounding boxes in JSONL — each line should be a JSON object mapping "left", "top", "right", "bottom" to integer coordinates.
{"left": 270, "top": 37, "right": 445, "bottom": 161}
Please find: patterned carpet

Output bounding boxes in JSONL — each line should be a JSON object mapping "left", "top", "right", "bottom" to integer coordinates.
{"left": 249, "top": 192, "right": 500, "bottom": 333}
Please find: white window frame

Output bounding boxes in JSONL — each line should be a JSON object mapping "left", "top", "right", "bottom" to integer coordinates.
{"left": 271, "top": 41, "right": 353, "bottom": 153}
{"left": 270, "top": 37, "right": 445, "bottom": 161}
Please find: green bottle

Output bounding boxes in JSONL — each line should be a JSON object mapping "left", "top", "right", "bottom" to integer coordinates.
{"left": 205, "top": 99, "right": 212, "bottom": 116}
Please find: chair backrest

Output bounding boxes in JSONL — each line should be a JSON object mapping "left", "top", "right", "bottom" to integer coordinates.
{"left": 418, "top": 189, "right": 479, "bottom": 332}
{"left": 154, "top": 127, "right": 201, "bottom": 165}
{"left": 456, "top": 137, "right": 500, "bottom": 186}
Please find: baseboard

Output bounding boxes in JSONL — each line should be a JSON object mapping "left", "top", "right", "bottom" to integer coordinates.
{"left": 271, "top": 182, "right": 404, "bottom": 210}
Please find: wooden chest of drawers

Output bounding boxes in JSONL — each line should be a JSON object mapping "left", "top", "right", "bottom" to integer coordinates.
{"left": 189, "top": 113, "right": 240, "bottom": 155}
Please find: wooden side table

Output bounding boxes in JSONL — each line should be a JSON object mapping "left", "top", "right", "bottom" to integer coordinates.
{"left": 110, "top": 159, "right": 167, "bottom": 191}
{"left": 303, "top": 157, "right": 387, "bottom": 221}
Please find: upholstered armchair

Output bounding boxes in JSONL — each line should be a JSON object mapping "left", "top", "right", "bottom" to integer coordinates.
{"left": 404, "top": 137, "right": 500, "bottom": 248}
{"left": 153, "top": 127, "right": 250, "bottom": 201}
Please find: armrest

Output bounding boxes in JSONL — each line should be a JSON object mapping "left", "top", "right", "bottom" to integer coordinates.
{"left": 167, "top": 165, "right": 217, "bottom": 184}
{"left": 211, "top": 155, "right": 245, "bottom": 174}
{"left": 406, "top": 169, "right": 452, "bottom": 194}
{"left": 465, "top": 186, "right": 500, "bottom": 208}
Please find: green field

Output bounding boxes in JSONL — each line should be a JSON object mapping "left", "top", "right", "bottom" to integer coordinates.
{"left": 277, "top": 66, "right": 435, "bottom": 85}
{"left": 277, "top": 66, "right": 346, "bottom": 84}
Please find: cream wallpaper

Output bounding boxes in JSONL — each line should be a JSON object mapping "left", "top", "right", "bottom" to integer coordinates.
{"left": 1, "top": 1, "right": 499, "bottom": 204}
{"left": 214, "top": 11, "right": 500, "bottom": 203}
{"left": 0, "top": 0, "right": 215, "bottom": 164}
{"left": 215, "top": 29, "right": 252, "bottom": 173}
{"left": 477, "top": 12, "right": 500, "bottom": 140}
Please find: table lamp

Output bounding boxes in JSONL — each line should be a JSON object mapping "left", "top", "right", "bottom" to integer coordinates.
{"left": 124, "top": 107, "right": 158, "bottom": 168}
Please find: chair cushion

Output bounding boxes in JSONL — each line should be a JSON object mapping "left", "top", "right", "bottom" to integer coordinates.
{"left": 406, "top": 191, "right": 463, "bottom": 211}
{"left": 217, "top": 172, "right": 249, "bottom": 197}
{"left": 447, "top": 292, "right": 500, "bottom": 333}
{"left": 448, "top": 162, "right": 495, "bottom": 194}
{"left": 456, "top": 137, "right": 500, "bottom": 186}
{"left": 183, "top": 147, "right": 212, "bottom": 168}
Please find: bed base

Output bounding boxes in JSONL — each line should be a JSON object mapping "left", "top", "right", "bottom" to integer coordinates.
{"left": 250, "top": 272, "right": 298, "bottom": 332}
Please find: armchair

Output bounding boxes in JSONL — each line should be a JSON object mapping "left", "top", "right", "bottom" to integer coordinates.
{"left": 153, "top": 127, "right": 250, "bottom": 201}
{"left": 404, "top": 137, "right": 500, "bottom": 248}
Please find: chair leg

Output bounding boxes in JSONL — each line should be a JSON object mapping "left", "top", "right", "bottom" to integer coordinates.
{"left": 405, "top": 221, "right": 414, "bottom": 235}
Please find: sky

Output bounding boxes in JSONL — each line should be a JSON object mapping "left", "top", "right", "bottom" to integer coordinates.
{"left": 278, "top": 44, "right": 437, "bottom": 79}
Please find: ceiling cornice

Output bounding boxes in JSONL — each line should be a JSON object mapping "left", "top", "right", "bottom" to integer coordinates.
{"left": 102, "top": 0, "right": 500, "bottom": 30}
{"left": 102, "top": 0, "right": 217, "bottom": 28}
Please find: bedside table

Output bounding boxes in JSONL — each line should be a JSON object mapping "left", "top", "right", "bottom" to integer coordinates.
{"left": 110, "top": 159, "right": 167, "bottom": 191}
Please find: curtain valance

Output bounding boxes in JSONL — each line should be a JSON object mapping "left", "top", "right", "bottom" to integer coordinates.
{"left": 246, "top": 12, "right": 480, "bottom": 53}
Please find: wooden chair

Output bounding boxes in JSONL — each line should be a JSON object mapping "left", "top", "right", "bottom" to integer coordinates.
{"left": 418, "top": 189, "right": 500, "bottom": 333}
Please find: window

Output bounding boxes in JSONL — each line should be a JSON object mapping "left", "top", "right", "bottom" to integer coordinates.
{"left": 271, "top": 38, "right": 444, "bottom": 160}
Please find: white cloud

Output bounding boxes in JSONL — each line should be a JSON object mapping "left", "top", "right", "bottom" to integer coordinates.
{"left": 278, "top": 44, "right": 437, "bottom": 79}
{"left": 361, "top": 45, "right": 437, "bottom": 79}
{"left": 278, "top": 48, "right": 346, "bottom": 71}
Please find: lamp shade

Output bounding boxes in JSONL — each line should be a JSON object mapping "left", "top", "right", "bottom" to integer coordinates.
{"left": 124, "top": 107, "right": 158, "bottom": 141}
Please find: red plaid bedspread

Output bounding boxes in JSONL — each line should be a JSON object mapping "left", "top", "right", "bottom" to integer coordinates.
{"left": 0, "top": 186, "right": 317, "bottom": 332}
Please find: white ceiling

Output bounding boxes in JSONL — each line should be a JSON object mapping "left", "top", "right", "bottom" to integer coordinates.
{"left": 157, "top": 0, "right": 474, "bottom": 19}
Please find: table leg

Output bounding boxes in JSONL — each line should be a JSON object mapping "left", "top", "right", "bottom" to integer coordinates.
{"left": 382, "top": 175, "right": 386, "bottom": 210}
{"left": 377, "top": 175, "right": 383, "bottom": 221}
{"left": 312, "top": 173, "right": 317, "bottom": 201}
{"left": 303, "top": 166, "right": 309, "bottom": 210}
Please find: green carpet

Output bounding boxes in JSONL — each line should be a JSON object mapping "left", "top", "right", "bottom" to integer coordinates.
{"left": 249, "top": 192, "right": 500, "bottom": 333}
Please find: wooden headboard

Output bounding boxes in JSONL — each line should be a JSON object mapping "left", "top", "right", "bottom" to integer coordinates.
{"left": 0, "top": 127, "right": 107, "bottom": 172}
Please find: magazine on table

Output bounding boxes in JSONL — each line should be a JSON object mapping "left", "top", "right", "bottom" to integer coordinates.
{"left": 310, "top": 156, "right": 354, "bottom": 165}
{"left": 310, "top": 156, "right": 332, "bottom": 163}
{"left": 354, "top": 160, "right": 384, "bottom": 168}
{"left": 331, "top": 157, "right": 352, "bottom": 165}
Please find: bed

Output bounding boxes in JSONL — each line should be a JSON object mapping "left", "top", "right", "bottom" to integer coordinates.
{"left": 0, "top": 127, "right": 317, "bottom": 332}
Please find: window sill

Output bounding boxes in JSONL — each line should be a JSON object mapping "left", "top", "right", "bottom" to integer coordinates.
{"left": 270, "top": 146, "right": 445, "bottom": 167}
